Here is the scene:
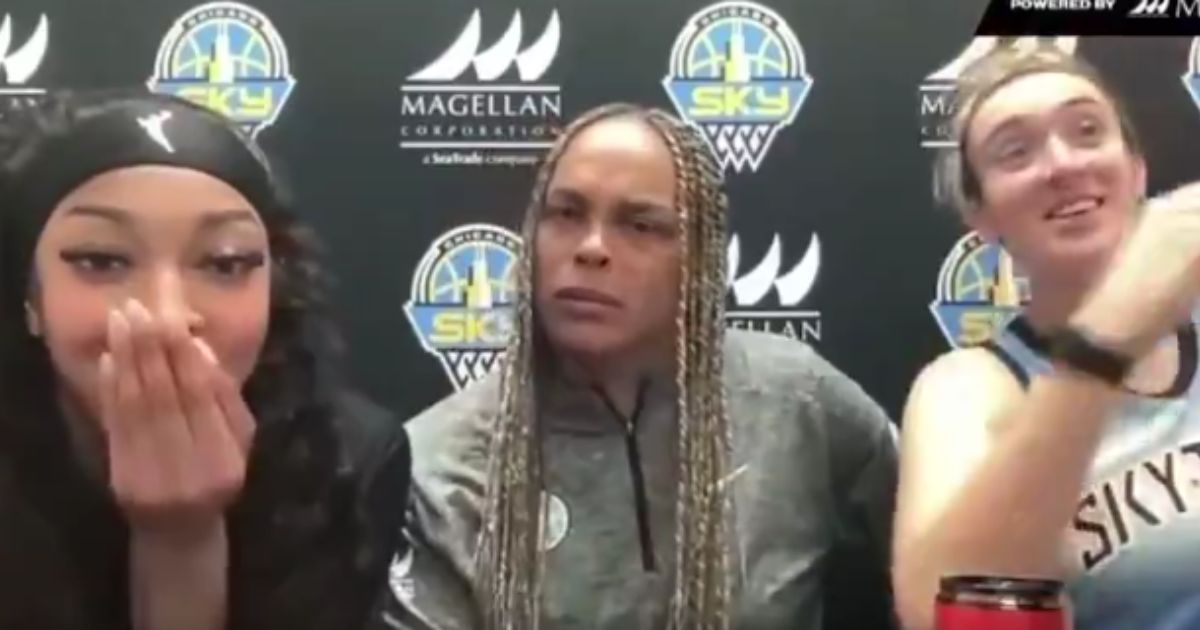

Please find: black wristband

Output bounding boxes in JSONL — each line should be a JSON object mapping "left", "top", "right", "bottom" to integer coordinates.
{"left": 1047, "top": 326, "right": 1134, "bottom": 386}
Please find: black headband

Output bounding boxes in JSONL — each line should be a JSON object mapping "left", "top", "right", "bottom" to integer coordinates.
{"left": 1, "top": 97, "right": 278, "bottom": 298}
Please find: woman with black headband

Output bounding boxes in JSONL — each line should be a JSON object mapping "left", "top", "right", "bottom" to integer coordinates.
{"left": 375, "top": 104, "right": 899, "bottom": 630}
{"left": 0, "top": 89, "right": 409, "bottom": 630}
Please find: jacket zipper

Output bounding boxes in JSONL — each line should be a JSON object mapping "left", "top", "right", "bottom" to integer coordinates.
{"left": 594, "top": 379, "right": 657, "bottom": 573}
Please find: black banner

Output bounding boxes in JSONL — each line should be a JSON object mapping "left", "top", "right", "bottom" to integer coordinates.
{"left": 978, "top": 0, "right": 1200, "bottom": 34}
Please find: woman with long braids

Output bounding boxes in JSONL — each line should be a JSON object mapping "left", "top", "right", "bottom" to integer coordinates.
{"left": 0, "top": 88, "right": 410, "bottom": 629}
{"left": 376, "top": 104, "right": 898, "bottom": 630}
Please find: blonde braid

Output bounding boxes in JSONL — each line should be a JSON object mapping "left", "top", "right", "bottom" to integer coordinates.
{"left": 476, "top": 103, "right": 733, "bottom": 630}
{"left": 650, "top": 113, "right": 701, "bottom": 626}
{"left": 476, "top": 103, "right": 647, "bottom": 630}
{"left": 642, "top": 111, "right": 733, "bottom": 630}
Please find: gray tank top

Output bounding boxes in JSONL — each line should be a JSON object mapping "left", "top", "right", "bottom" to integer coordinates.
{"left": 983, "top": 315, "right": 1200, "bottom": 629}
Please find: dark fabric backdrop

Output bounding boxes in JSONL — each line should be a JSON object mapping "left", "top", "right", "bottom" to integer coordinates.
{"left": 4, "top": 0, "right": 1200, "bottom": 627}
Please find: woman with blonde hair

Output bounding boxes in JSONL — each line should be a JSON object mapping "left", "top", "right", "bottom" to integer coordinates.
{"left": 893, "top": 45, "right": 1200, "bottom": 629}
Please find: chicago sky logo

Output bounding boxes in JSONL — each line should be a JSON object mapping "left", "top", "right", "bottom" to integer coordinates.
{"left": 919, "top": 36, "right": 1077, "bottom": 148}
{"left": 148, "top": 1, "right": 296, "bottom": 138}
{"left": 930, "top": 231, "right": 1030, "bottom": 348}
{"left": 405, "top": 224, "right": 520, "bottom": 390}
{"left": 400, "top": 10, "right": 562, "bottom": 167}
{"left": 0, "top": 14, "right": 49, "bottom": 111}
{"left": 663, "top": 1, "right": 812, "bottom": 174}
{"left": 726, "top": 232, "right": 821, "bottom": 341}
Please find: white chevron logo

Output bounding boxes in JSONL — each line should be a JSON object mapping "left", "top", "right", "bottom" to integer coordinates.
{"left": 0, "top": 14, "right": 48, "bottom": 86}
{"left": 408, "top": 10, "right": 560, "bottom": 82}
{"left": 1129, "top": 0, "right": 1171, "bottom": 15}
{"left": 927, "top": 36, "right": 1078, "bottom": 83}
{"left": 137, "top": 110, "right": 175, "bottom": 154}
{"left": 726, "top": 233, "right": 820, "bottom": 307}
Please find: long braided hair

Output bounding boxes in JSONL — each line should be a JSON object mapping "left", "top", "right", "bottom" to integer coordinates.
{"left": 475, "top": 103, "right": 735, "bottom": 630}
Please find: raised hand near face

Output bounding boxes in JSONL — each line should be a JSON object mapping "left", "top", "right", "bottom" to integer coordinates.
{"left": 99, "top": 298, "right": 255, "bottom": 537}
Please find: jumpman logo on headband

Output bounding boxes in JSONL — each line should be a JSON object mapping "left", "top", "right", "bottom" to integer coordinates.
{"left": 137, "top": 110, "right": 175, "bottom": 154}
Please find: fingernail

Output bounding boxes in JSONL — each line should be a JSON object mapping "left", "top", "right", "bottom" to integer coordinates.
{"left": 99, "top": 352, "right": 113, "bottom": 375}
{"left": 108, "top": 308, "right": 127, "bottom": 338}
{"left": 193, "top": 337, "right": 218, "bottom": 365}
{"left": 126, "top": 299, "right": 150, "bottom": 325}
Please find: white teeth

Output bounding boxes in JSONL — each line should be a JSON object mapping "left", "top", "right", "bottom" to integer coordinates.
{"left": 1050, "top": 198, "right": 1099, "bottom": 218}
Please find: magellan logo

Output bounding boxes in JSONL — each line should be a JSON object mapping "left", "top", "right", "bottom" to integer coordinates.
{"left": 408, "top": 11, "right": 559, "bottom": 82}
{"left": 919, "top": 37, "right": 1077, "bottom": 148}
{"left": 0, "top": 14, "right": 49, "bottom": 110}
{"left": 726, "top": 233, "right": 821, "bottom": 342}
{"left": 400, "top": 10, "right": 563, "bottom": 167}
{"left": 1129, "top": 0, "right": 1171, "bottom": 16}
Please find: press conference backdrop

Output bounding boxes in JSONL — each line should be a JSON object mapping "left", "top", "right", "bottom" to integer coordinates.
{"left": 6, "top": 0, "right": 1200, "bottom": 627}
{"left": 0, "top": 0, "right": 1193, "bottom": 419}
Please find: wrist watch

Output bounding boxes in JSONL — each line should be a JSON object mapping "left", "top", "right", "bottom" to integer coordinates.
{"left": 1047, "top": 325, "right": 1134, "bottom": 386}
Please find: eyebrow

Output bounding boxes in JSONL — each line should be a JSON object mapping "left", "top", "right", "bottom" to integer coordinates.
{"left": 979, "top": 96, "right": 1103, "bottom": 148}
{"left": 544, "top": 187, "right": 585, "bottom": 205}
{"left": 65, "top": 204, "right": 133, "bottom": 225}
{"left": 64, "top": 205, "right": 259, "bottom": 230}
{"left": 617, "top": 199, "right": 674, "bottom": 216}
{"left": 195, "top": 208, "right": 259, "bottom": 231}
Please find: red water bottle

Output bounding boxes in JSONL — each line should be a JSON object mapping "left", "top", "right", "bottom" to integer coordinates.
{"left": 935, "top": 575, "right": 1069, "bottom": 630}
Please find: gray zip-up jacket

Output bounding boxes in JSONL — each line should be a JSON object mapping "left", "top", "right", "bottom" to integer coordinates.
{"left": 377, "top": 329, "right": 898, "bottom": 630}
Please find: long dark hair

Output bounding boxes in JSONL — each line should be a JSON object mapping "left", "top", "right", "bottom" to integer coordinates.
{"left": 0, "top": 89, "right": 379, "bottom": 629}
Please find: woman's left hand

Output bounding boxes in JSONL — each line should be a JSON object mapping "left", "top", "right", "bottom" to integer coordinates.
{"left": 100, "top": 298, "right": 256, "bottom": 539}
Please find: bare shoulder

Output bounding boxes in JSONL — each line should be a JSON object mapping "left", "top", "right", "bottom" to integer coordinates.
{"left": 893, "top": 346, "right": 1027, "bottom": 546}
{"left": 905, "top": 346, "right": 1026, "bottom": 439}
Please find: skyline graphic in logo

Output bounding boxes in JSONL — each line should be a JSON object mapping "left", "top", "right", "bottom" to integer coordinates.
{"left": 400, "top": 9, "right": 562, "bottom": 167}
{"left": 663, "top": 1, "right": 812, "bottom": 174}
{"left": 919, "top": 36, "right": 1077, "bottom": 149}
{"left": 930, "top": 231, "right": 1030, "bottom": 348}
{"left": 148, "top": 1, "right": 295, "bottom": 138}
{"left": 405, "top": 224, "right": 521, "bottom": 390}
{"left": 726, "top": 232, "right": 821, "bottom": 342}
{"left": 0, "top": 14, "right": 49, "bottom": 113}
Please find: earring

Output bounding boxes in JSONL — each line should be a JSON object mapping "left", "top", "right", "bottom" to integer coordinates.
{"left": 24, "top": 300, "right": 41, "bottom": 337}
